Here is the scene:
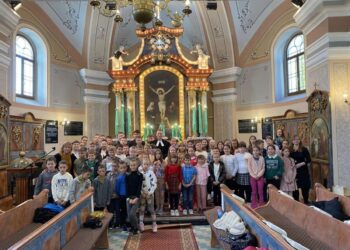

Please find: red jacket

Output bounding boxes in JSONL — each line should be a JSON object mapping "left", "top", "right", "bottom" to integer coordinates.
{"left": 164, "top": 164, "right": 182, "bottom": 184}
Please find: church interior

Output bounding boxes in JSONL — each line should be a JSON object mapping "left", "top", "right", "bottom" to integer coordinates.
{"left": 1, "top": 0, "right": 350, "bottom": 249}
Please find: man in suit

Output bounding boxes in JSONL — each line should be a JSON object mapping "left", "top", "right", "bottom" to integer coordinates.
{"left": 151, "top": 130, "right": 170, "bottom": 158}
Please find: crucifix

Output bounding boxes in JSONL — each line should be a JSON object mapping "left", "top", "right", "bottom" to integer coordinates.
{"left": 313, "top": 82, "right": 319, "bottom": 90}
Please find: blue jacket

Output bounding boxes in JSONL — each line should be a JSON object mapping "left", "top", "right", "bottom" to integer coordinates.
{"left": 115, "top": 174, "right": 126, "bottom": 197}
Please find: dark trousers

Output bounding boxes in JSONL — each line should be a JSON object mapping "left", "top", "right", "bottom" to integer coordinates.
{"left": 265, "top": 178, "right": 281, "bottom": 201}
{"left": 182, "top": 186, "right": 194, "bottom": 210}
{"left": 293, "top": 188, "right": 310, "bottom": 204}
{"left": 212, "top": 184, "right": 222, "bottom": 206}
{"left": 169, "top": 193, "right": 179, "bottom": 210}
{"left": 116, "top": 197, "right": 127, "bottom": 226}
{"left": 107, "top": 198, "right": 118, "bottom": 227}
{"left": 94, "top": 206, "right": 105, "bottom": 211}
{"left": 225, "top": 178, "right": 238, "bottom": 191}
{"left": 237, "top": 184, "right": 252, "bottom": 203}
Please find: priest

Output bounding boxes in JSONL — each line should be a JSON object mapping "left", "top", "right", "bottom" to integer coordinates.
{"left": 151, "top": 130, "right": 170, "bottom": 158}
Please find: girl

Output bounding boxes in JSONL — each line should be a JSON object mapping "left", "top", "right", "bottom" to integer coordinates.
{"left": 220, "top": 145, "right": 237, "bottom": 191}
{"left": 153, "top": 154, "right": 165, "bottom": 215}
{"left": 231, "top": 138, "right": 239, "bottom": 153}
{"left": 143, "top": 144, "right": 155, "bottom": 162}
{"left": 247, "top": 146, "right": 265, "bottom": 208}
{"left": 165, "top": 155, "right": 182, "bottom": 216}
{"left": 235, "top": 142, "right": 252, "bottom": 202}
{"left": 208, "top": 154, "right": 226, "bottom": 206}
{"left": 281, "top": 139, "right": 290, "bottom": 150}
{"left": 188, "top": 147, "right": 197, "bottom": 166}
{"left": 248, "top": 135, "right": 257, "bottom": 154}
{"left": 165, "top": 146, "right": 177, "bottom": 165}
{"left": 290, "top": 136, "right": 311, "bottom": 204}
{"left": 280, "top": 147, "right": 297, "bottom": 196}
{"left": 195, "top": 142, "right": 208, "bottom": 160}
{"left": 264, "top": 145, "right": 284, "bottom": 190}
{"left": 195, "top": 155, "right": 210, "bottom": 214}
{"left": 217, "top": 141, "right": 225, "bottom": 155}
{"left": 178, "top": 143, "right": 187, "bottom": 155}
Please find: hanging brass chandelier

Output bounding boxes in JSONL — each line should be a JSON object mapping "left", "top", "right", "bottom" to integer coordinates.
{"left": 90, "top": 0, "right": 192, "bottom": 29}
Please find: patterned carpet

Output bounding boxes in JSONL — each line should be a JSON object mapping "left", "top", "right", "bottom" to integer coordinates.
{"left": 109, "top": 225, "right": 221, "bottom": 250}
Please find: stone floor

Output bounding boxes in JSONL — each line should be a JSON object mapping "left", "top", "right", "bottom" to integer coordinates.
{"left": 108, "top": 225, "right": 221, "bottom": 250}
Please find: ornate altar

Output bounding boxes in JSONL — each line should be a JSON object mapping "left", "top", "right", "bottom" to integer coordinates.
{"left": 272, "top": 109, "right": 309, "bottom": 148}
{"left": 109, "top": 26, "right": 213, "bottom": 140}
{"left": 306, "top": 90, "right": 332, "bottom": 188}
{"left": 0, "top": 95, "right": 10, "bottom": 197}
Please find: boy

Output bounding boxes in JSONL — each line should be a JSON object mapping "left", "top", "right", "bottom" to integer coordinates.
{"left": 115, "top": 161, "right": 128, "bottom": 231}
{"left": 209, "top": 154, "right": 226, "bottom": 206}
{"left": 51, "top": 160, "right": 73, "bottom": 208}
{"left": 85, "top": 150, "right": 100, "bottom": 182}
{"left": 69, "top": 166, "right": 92, "bottom": 204}
{"left": 115, "top": 145, "right": 126, "bottom": 161}
{"left": 182, "top": 154, "right": 197, "bottom": 215}
{"left": 34, "top": 157, "right": 58, "bottom": 203}
{"left": 73, "top": 147, "right": 88, "bottom": 177}
{"left": 139, "top": 160, "right": 158, "bottom": 233}
{"left": 107, "top": 162, "right": 119, "bottom": 228}
{"left": 93, "top": 165, "right": 111, "bottom": 211}
{"left": 72, "top": 140, "right": 80, "bottom": 159}
{"left": 102, "top": 146, "right": 117, "bottom": 173}
{"left": 125, "top": 159, "right": 143, "bottom": 235}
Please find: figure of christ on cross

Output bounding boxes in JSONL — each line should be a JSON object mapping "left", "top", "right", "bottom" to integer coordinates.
{"left": 149, "top": 85, "right": 175, "bottom": 120}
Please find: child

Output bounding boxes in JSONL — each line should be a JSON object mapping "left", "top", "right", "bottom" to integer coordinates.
{"left": 85, "top": 150, "right": 100, "bottom": 182}
{"left": 93, "top": 165, "right": 111, "bottom": 211}
{"left": 126, "top": 159, "right": 143, "bottom": 235}
{"left": 265, "top": 136, "right": 281, "bottom": 156}
{"left": 165, "top": 155, "right": 182, "bottom": 216}
{"left": 51, "top": 160, "right": 73, "bottom": 208}
{"left": 107, "top": 162, "right": 119, "bottom": 228}
{"left": 115, "top": 145, "right": 126, "bottom": 161}
{"left": 102, "top": 146, "right": 117, "bottom": 173}
{"left": 187, "top": 147, "right": 197, "bottom": 166}
{"left": 195, "top": 142, "right": 208, "bottom": 160}
{"left": 139, "top": 160, "right": 158, "bottom": 233}
{"left": 153, "top": 149, "right": 165, "bottom": 215}
{"left": 264, "top": 145, "right": 284, "bottom": 190}
{"left": 280, "top": 148, "right": 297, "bottom": 196}
{"left": 195, "top": 155, "right": 210, "bottom": 214}
{"left": 73, "top": 147, "right": 88, "bottom": 177}
{"left": 255, "top": 139, "right": 267, "bottom": 158}
{"left": 235, "top": 142, "right": 252, "bottom": 202}
{"left": 115, "top": 161, "right": 128, "bottom": 231}
{"left": 208, "top": 154, "right": 226, "bottom": 206}
{"left": 182, "top": 154, "right": 197, "bottom": 215}
{"left": 69, "top": 166, "right": 92, "bottom": 204}
{"left": 34, "top": 157, "right": 58, "bottom": 203}
{"left": 247, "top": 146, "right": 265, "bottom": 208}
{"left": 220, "top": 145, "right": 238, "bottom": 191}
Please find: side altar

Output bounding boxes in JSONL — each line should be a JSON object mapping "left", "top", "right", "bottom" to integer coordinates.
{"left": 109, "top": 26, "right": 213, "bottom": 140}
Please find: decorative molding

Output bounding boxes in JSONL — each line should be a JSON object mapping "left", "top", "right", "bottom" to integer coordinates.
{"left": 84, "top": 89, "right": 110, "bottom": 97}
{"left": 79, "top": 68, "right": 113, "bottom": 86}
{"left": 210, "top": 67, "right": 242, "bottom": 84}
{"left": 0, "top": 1, "right": 20, "bottom": 37}
{"left": 212, "top": 88, "right": 236, "bottom": 96}
{"left": 294, "top": 0, "right": 350, "bottom": 34}
{"left": 212, "top": 88, "right": 237, "bottom": 103}
{"left": 83, "top": 96, "right": 110, "bottom": 104}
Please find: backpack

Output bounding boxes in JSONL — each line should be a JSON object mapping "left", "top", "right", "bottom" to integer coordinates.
{"left": 33, "top": 208, "right": 58, "bottom": 223}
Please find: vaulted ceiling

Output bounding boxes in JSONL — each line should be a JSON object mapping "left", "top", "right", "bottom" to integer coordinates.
{"left": 21, "top": 0, "right": 295, "bottom": 70}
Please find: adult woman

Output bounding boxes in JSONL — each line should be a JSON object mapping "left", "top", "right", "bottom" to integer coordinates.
{"left": 54, "top": 142, "right": 76, "bottom": 175}
{"left": 290, "top": 136, "right": 311, "bottom": 204}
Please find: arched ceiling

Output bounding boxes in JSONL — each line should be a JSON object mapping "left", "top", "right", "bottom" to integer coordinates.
{"left": 28, "top": 0, "right": 290, "bottom": 70}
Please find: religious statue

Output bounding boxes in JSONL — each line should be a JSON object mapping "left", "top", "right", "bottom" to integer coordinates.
{"left": 190, "top": 44, "right": 210, "bottom": 69}
{"left": 149, "top": 85, "right": 175, "bottom": 120}
{"left": 10, "top": 151, "right": 33, "bottom": 169}
{"left": 110, "top": 46, "right": 129, "bottom": 71}
{"left": 11, "top": 125, "right": 22, "bottom": 149}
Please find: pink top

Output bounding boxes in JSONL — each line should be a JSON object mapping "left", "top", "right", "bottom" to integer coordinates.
{"left": 195, "top": 163, "right": 210, "bottom": 185}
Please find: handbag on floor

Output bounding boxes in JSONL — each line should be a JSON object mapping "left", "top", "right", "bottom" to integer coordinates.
{"left": 83, "top": 216, "right": 103, "bottom": 229}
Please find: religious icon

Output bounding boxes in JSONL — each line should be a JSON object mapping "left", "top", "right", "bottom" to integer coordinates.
{"left": 310, "top": 118, "right": 329, "bottom": 161}
{"left": 149, "top": 85, "right": 175, "bottom": 120}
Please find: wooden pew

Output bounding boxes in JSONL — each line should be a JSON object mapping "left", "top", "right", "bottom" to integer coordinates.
{"left": 315, "top": 182, "right": 350, "bottom": 216}
{"left": 204, "top": 184, "right": 293, "bottom": 250}
{"left": 255, "top": 184, "right": 350, "bottom": 250}
{"left": 7, "top": 190, "right": 112, "bottom": 250}
{"left": 0, "top": 190, "right": 48, "bottom": 250}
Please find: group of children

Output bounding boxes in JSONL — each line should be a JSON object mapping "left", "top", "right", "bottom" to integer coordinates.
{"left": 34, "top": 131, "right": 304, "bottom": 235}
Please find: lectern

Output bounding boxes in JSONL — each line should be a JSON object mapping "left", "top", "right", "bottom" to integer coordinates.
{"left": 7, "top": 166, "right": 38, "bottom": 205}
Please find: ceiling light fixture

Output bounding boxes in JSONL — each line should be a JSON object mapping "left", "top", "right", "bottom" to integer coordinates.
{"left": 90, "top": 0, "right": 192, "bottom": 29}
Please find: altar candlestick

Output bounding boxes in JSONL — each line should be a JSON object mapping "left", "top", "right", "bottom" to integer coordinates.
{"left": 191, "top": 105, "right": 197, "bottom": 136}
{"left": 198, "top": 103, "right": 203, "bottom": 135}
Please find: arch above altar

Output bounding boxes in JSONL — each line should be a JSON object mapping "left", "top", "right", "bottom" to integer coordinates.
{"left": 108, "top": 26, "right": 213, "bottom": 140}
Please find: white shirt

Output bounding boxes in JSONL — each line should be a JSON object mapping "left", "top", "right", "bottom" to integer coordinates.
{"left": 220, "top": 154, "right": 237, "bottom": 178}
{"left": 100, "top": 149, "right": 107, "bottom": 158}
{"left": 51, "top": 172, "right": 73, "bottom": 202}
{"left": 116, "top": 154, "right": 126, "bottom": 161}
{"left": 214, "top": 163, "right": 220, "bottom": 182}
{"left": 141, "top": 169, "right": 157, "bottom": 195}
{"left": 195, "top": 150, "right": 208, "bottom": 160}
{"left": 235, "top": 152, "right": 251, "bottom": 174}
{"left": 156, "top": 140, "right": 164, "bottom": 147}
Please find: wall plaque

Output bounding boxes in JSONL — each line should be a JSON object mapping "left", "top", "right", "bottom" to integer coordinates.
{"left": 45, "top": 120, "right": 58, "bottom": 143}
{"left": 64, "top": 121, "right": 83, "bottom": 136}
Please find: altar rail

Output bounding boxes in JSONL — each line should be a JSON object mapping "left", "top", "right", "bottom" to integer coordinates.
{"left": 220, "top": 185, "right": 293, "bottom": 250}
{"left": 8, "top": 191, "right": 93, "bottom": 250}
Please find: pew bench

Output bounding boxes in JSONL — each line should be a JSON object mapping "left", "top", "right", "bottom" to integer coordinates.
{"left": 0, "top": 190, "right": 48, "bottom": 250}
{"left": 255, "top": 185, "right": 350, "bottom": 250}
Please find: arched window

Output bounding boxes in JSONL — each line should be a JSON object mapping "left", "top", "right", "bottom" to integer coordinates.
{"left": 16, "top": 35, "right": 35, "bottom": 98}
{"left": 285, "top": 34, "right": 305, "bottom": 95}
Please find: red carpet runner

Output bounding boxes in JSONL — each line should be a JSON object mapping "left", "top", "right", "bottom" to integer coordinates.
{"left": 124, "top": 224, "right": 199, "bottom": 250}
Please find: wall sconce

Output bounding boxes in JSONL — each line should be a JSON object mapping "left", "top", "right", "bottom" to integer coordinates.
{"left": 251, "top": 117, "right": 261, "bottom": 124}
{"left": 60, "top": 118, "right": 70, "bottom": 126}
{"left": 343, "top": 94, "right": 349, "bottom": 105}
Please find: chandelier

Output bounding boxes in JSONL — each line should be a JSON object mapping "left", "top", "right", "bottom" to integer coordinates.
{"left": 90, "top": 0, "right": 192, "bottom": 29}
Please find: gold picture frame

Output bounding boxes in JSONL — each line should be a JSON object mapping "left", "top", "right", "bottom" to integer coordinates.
{"left": 139, "top": 66, "right": 185, "bottom": 138}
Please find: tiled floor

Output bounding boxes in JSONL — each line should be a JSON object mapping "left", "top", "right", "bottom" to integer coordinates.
{"left": 108, "top": 225, "right": 221, "bottom": 250}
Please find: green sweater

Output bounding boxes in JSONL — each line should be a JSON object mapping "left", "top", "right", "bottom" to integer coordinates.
{"left": 264, "top": 155, "right": 284, "bottom": 180}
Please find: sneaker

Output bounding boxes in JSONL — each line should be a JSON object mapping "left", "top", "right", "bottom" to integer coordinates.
{"left": 139, "top": 222, "right": 145, "bottom": 232}
{"left": 183, "top": 209, "right": 188, "bottom": 215}
{"left": 189, "top": 209, "right": 194, "bottom": 215}
{"left": 152, "top": 223, "right": 157, "bottom": 233}
{"left": 207, "top": 194, "right": 211, "bottom": 200}
{"left": 170, "top": 210, "right": 175, "bottom": 216}
{"left": 175, "top": 210, "right": 179, "bottom": 216}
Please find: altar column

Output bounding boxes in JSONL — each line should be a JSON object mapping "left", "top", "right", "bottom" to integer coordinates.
{"left": 80, "top": 69, "right": 112, "bottom": 139}
{"left": 210, "top": 67, "right": 241, "bottom": 141}
{"left": 294, "top": 0, "right": 350, "bottom": 192}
